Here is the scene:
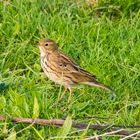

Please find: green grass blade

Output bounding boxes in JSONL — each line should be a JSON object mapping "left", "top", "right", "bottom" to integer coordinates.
{"left": 57, "top": 115, "right": 72, "bottom": 140}
{"left": 32, "top": 96, "right": 39, "bottom": 119}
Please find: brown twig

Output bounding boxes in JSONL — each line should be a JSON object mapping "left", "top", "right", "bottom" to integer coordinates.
{"left": 120, "top": 130, "right": 140, "bottom": 140}
{"left": 0, "top": 115, "right": 140, "bottom": 138}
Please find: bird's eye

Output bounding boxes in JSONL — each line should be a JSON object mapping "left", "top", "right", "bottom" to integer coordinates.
{"left": 45, "top": 43, "right": 49, "bottom": 46}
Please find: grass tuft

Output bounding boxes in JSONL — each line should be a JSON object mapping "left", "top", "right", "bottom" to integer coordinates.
{"left": 0, "top": 0, "right": 140, "bottom": 139}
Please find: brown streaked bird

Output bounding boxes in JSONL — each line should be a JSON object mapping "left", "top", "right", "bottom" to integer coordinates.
{"left": 37, "top": 38, "right": 113, "bottom": 102}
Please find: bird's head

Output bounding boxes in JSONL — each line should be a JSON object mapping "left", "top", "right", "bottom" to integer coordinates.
{"left": 37, "top": 38, "right": 58, "bottom": 55}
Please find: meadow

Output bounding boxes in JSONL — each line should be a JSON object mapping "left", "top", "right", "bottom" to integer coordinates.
{"left": 0, "top": 0, "right": 140, "bottom": 139}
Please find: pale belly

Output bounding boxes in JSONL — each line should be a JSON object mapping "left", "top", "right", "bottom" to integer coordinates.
{"left": 41, "top": 59, "right": 73, "bottom": 87}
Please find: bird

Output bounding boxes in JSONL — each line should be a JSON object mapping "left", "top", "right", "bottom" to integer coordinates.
{"left": 37, "top": 38, "right": 113, "bottom": 102}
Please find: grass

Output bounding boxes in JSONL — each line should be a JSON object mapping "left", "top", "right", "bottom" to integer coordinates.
{"left": 0, "top": 0, "right": 140, "bottom": 139}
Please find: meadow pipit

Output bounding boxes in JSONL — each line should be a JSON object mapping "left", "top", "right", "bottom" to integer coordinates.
{"left": 37, "top": 38, "right": 113, "bottom": 102}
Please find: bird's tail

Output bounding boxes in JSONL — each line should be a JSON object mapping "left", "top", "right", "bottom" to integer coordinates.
{"left": 83, "top": 81, "right": 113, "bottom": 91}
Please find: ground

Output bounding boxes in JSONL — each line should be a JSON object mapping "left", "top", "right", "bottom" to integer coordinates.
{"left": 0, "top": 0, "right": 140, "bottom": 139}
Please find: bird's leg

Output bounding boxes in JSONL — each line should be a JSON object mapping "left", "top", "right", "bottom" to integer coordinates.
{"left": 60, "top": 86, "right": 67, "bottom": 100}
{"left": 68, "top": 88, "right": 73, "bottom": 103}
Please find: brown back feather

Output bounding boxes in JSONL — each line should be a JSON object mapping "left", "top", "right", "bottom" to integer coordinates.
{"left": 54, "top": 51, "right": 97, "bottom": 83}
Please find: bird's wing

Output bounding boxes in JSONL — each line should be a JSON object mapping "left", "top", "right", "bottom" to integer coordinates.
{"left": 57, "top": 52, "right": 97, "bottom": 81}
{"left": 51, "top": 52, "right": 112, "bottom": 91}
